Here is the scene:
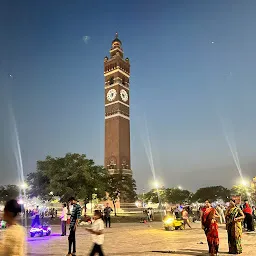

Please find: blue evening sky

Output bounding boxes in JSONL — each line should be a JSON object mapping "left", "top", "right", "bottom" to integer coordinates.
{"left": 1, "top": 0, "right": 256, "bottom": 191}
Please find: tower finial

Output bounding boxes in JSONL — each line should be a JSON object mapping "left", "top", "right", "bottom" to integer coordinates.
{"left": 115, "top": 32, "right": 118, "bottom": 38}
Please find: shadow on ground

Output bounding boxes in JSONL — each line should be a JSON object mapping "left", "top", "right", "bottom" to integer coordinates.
{"left": 111, "top": 249, "right": 228, "bottom": 255}
{"left": 27, "top": 254, "right": 60, "bottom": 256}
{"left": 110, "top": 250, "right": 208, "bottom": 255}
{"left": 173, "top": 249, "right": 227, "bottom": 255}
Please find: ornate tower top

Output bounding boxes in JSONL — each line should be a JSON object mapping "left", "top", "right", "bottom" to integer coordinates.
{"left": 111, "top": 32, "right": 122, "bottom": 50}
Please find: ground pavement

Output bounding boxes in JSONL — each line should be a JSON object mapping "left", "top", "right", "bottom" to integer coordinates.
{"left": 27, "top": 222, "right": 256, "bottom": 256}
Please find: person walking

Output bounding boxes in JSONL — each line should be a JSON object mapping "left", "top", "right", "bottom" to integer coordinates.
{"left": 86, "top": 210, "right": 105, "bottom": 256}
{"left": 147, "top": 208, "right": 152, "bottom": 221}
{"left": 225, "top": 199, "right": 244, "bottom": 254}
{"left": 182, "top": 207, "right": 192, "bottom": 229}
{"left": 220, "top": 205, "right": 226, "bottom": 224}
{"left": 31, "top": 206, "right": 40, "bottom": 227}
{"left": 0, "top": 199, "right": 26, "bottom": 256}
{"left": 60, "top": 203, "right": 68, "bottom": 236}
{"left": 216, "top": 205, "right": 225, "bottom": 224}
{"left": 174, "top": 206, "right": 180, "bottom": 219}
{"left": 103, "top": 203, "right": 113, "bottom": 228}
{"left": 201, "top": 200, "right": 220, "bottom": 256}
{"left": 243, "top": 200, "right": 254, "bottom": 232}
{"left": 66, "top": 197, "right": 81, "bottom": 256}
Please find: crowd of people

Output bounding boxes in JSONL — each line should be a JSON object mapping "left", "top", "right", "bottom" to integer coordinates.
{"left": 0, "top": 197, "right": 255, "bottom": 255}
{"left": 201, "top": 199, "right": 255, "bottom": 255}
{"left": 59, "top": 199, "right": 113, "bottom": 255}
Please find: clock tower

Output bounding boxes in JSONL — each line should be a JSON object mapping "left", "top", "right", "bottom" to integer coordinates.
{"left": 104, "top": 33, "right": 132, "bottom": 176}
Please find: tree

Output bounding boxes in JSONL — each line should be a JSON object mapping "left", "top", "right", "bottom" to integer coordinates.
{"left": 107, "top": 171, "right": 137, "bottom": 214}
{"left": 26, "top": 170, "right": 51, "bottom": 200}
{"left": 231, "top": 185, "right": 253, "bottom": 202}
{"left": 0, "top": 185, "right": 20, "bottom": 202}
{"left": 143, "top": 189, "right": 160, "bottom": 204}
{"left": 27, "top": 153, "right": 110, "bottom": 202}
{"left": 143, "top": 188, "right": 166, "bottom": 204}
{"left": 165, "top": 188, "right": 192, "bottom": 204}
{"left": 192, "top": 186, "right": 231, "bottom": 203}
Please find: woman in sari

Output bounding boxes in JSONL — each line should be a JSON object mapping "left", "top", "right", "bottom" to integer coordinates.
{"left": 201, "top": 200, "right": 220, "bottom": 256}
{"left": 225, "top": 199, "right": 244, "bottom": 254}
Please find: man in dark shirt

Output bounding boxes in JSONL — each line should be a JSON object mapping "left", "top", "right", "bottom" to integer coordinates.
{"left": 67, "top": 197, "right": 81, "bottom": 256}
{"left": 104, "top": 203, "right": 113, "bottom": 228}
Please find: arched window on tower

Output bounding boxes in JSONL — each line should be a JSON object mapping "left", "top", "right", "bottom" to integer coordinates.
{"left": 122, "top": 76, "right": 126, "bottom": 85}
{"left": 109, "top": 77, "right": 114, "bottom": 85}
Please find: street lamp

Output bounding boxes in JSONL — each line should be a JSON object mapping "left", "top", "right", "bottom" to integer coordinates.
{"left": 154, "top": 181, "right": 159, "bottom": 189}
{"left": 19, "top": 183, "right": 28, "bottom": 189}
{"left": 241, "top": 180, "right": 248, "bottom": 187}
{"left": 142, "top": 189, "right": 145, "bottom": 208}
{"left": 91, "top": 188, "right": 98, "bottom": 213}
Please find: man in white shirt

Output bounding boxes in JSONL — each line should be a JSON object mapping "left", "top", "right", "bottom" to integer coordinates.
{"left": 86, "top": 210, "right": 104, "bottom": 256}
{"left": 60, "top": 203, "right": 68, "bottom": 236}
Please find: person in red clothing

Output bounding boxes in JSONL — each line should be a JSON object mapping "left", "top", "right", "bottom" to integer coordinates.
{"left": 201, "top": 200, "right": 220, "bottom": 256}
{"left": 243, "top": 200, "right": 254, "bottom": 231}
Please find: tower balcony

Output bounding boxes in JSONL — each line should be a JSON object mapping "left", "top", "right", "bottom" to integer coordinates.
{"left": 108, "top": 168, "right": 132, "bottom": 176}
{"left": 105, "top": 78, "right": 129, "bottom": 88}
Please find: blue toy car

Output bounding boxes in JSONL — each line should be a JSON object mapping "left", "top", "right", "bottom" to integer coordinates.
{"left": 30, "top": 226, "right": 51, "bottom": 237}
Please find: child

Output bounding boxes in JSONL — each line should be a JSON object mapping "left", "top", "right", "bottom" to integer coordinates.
{"left": 85, "top": 210, "right": 105, "bottom": 256}
{"left": 0, "top": 199, "right": 26, "bottom": 256}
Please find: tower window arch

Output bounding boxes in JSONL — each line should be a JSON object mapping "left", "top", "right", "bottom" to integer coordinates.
{"left": 122, "top": 76, "right": 126, "bottom": 85}
{"left": 109, "top": 77, "right": 114, "bottom": 85}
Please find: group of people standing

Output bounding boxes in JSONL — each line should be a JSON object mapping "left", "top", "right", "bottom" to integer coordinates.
{"left": 201, "top": 199, "right": 253, "bottom": 255}
{"left": 59, "top": 199, "right": 113, "bottom": 256}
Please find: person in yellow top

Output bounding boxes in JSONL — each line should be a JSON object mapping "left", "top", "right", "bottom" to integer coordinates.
{"left": 0, "top": 199, "right": 26, "bottom": 256}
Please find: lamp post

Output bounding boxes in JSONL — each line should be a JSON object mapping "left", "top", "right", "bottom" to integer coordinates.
{"left": 91, "top": 188, "right": 98, "bottom": 213}
{"left": 18, "top": 182, "right": 28, "bottom": 227}
{"left": 142, "top": 189, "right": 145, "bottom": 208}
{"left": 153, "top": 181, "right": 162, "bottom": 210}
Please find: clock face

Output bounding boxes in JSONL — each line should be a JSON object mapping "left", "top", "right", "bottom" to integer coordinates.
{"left": 120, "top": 89, "right": 128, "bottom": 102}
{"left": 107, "top": 89, "right": 117, "bottom": 101}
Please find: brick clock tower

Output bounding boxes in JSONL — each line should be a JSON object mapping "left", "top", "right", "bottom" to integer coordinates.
{"left": 104, "top": 33, "right": 132, "bottom": 176}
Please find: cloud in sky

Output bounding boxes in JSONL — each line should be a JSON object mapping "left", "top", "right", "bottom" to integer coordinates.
{"left": 82, "top": 36, "right": 91, "bottom": 44}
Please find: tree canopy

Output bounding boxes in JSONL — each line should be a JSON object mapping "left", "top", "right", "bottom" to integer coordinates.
{"left": 108, "top": 171, "right": 137, "bottom": 203}
{"left": 231, "top": 185, "right": 253, "bottom": 201}
{"left": 143, "top": 187, "right": 192, "bottom": 205}
{"left": 27, "top": 153, "right": 109, "bottom": 202}
{"left": 26, "top": 153, "right": 137, "bottom": 203}
{"left": 192, "top": 186, "right": 231, "bottom": 203}
{"left": 165, "top": 188, "right": 192, "bottom": 204}
{"left": 0, "top": 185, "right": 20, "bottom": 202}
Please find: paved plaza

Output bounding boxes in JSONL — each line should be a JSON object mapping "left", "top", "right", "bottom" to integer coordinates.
{"left": 27, "top": 222, "right": 255, "bottom": 256}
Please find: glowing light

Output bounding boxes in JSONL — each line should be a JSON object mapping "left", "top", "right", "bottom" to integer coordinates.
{"left": 164, "top": 218, "right": 174, "bottom": 225}
{"left": 135, "top": 201, "right": 140, "bottom": 207}
{"left": 19, "top": 183, "right": 28, "bottom": 189}
{"left": 178, "top": 186, "right": 182, "bottom": 190}
{"left": 18, "top": 199, "right": 24, "bottom": 205}
{"left": 240, "top": 179, "right": 249, "bottom": 187}
{"left": 154, "top": 181, "right": 159, "bottom": 189}
{"left": 220, "top": 118, "right": 245, "bottom": 182}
